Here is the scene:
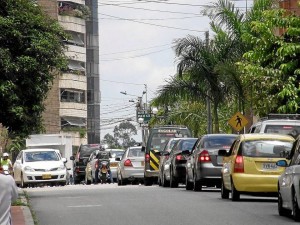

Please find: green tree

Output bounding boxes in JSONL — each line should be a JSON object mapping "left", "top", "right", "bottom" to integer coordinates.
{"left": 102, "top": 133, "right": 121, "bottom": 149}
{"left": 113, "top": 121, "right": 137, "bottom": 149}
{"left": 239, "top": 8, "right": 300, "bottom": 114}
{"left": 0, "top": 0, "right": 68, "bottom": 138}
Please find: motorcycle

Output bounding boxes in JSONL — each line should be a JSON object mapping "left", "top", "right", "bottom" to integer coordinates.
{"left": 98, "top": 159, "right": 111, "bottom": 184}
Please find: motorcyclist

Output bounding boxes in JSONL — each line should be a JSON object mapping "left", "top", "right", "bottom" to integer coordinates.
{"left": 1, "top": 153, "right": 13, "bottom": 174}
{"left": 95, "top": 149, "right": 111, "bottom": 184}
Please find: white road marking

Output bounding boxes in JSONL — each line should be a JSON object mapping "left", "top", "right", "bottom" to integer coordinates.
{"left": 68, "top": 205, "right": 102, "bottom": 208}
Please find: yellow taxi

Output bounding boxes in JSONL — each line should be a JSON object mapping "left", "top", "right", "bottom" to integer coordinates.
{"left": 218, "top": 133, "right": 294, "bottom": 201}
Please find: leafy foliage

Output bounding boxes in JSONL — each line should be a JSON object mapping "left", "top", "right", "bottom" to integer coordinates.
{"left": 239, "top": 8, "right": 300, "bottom": 115}
{"left": 102, "top": 121, "right": 137, "bottom": 149}
{"left": 0, "top": 0, "right": 68, "bottom": 138}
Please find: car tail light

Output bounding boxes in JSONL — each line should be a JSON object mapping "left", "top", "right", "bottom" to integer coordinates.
{"left": 124, "top": 159, "right": 133, "bottom": 167}
{"left": 145, "top": 153, "right": 150, "bottom": 163}
{"left": 198, "top": 150, "right": 211, "bottom": 162}
{"left": 234, "top": 155, "right": 244, "bottom": 173}
{"left": 75, "top": 167, "right": 80, "bottom": 173}
{"left": 95, "top": 161, "right": 99, "bottom": 169}
{"left": 176, "top": 155, "right": 183, "bottom": 161}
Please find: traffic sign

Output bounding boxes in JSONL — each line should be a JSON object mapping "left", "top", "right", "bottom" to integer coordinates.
{"left": 137, "top": 110, "right": 151, "bottom": 123}
{"left": 228, "top": 112, "right": 248, "bottom": 132}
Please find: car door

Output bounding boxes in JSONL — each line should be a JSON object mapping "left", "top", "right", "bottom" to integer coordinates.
{"left": 222, "top": 139, "right": 240, "bottom": 190}
{"left": 13, "top": 151, "right": 23, "bottom": 182}
{"left": 279, "top": 140, "right": 300, "bottom": 208}
{"left": 187, "top": 138, "right": 200, "bottom": 181}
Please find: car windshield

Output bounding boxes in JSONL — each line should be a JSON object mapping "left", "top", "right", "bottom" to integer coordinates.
{"left": 242, "top": 140, "right": 293, "bottom": 158}
{"left": 128, "top": 148, "right": 144, "bottom": 157}
{"left": 25, "top": 151, "right": 59, "bottom": 162}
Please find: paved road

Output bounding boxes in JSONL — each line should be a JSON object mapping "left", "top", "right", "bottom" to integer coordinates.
{"left": 25, "top": 184, "right": 296, "bottom": 225}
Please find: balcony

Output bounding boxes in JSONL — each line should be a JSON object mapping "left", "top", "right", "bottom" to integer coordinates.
{"left": 58, "top": 15, "right": 85, "bottom": 33}
{"left": 65, "top": 45, "right": 86, "bottom": 62}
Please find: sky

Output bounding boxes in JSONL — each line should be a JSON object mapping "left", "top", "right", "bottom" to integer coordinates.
{"left": 98, "top": 0, "right": 252, "bottom": 142}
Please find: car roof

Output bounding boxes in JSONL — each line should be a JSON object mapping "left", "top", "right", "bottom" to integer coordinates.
{"left": 239, "top": 133, "right": 295, "bottom": 141}
{"left": 106, "top": 149, "right": 124, "bottom": 151}
{"left": 201, "top": 134, "right": 238, "bottom": 138}
{"left": 22, "top": 148, "right": 59, "bottom": 152}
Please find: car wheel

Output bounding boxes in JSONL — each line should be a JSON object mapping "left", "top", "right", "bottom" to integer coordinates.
{"left": 117, "top": 173, "right": 122, "bottom": 186}
{"left": 21, "top": 174, "right": 27, "bottom": 188}
{"left": 221, "top": 181, "right": 229, "bottom": 199}
{"left": 162, "top": 172, "right": 169, "bottom": 187}
{"left": 185, "top": 174, "right": 193, "bottom": 191}
{"left": 231, "top": 181, "right": 240, "bottom": 201}
{"left": 144, "top": 177, "right": 153, "bottom": 186}
{"left": 170, "top": 170, "right": 178, "bottom": 188}
{"left": 193, "top": 173, "right": 202, "bottom": 192}
{"left": 292, "top": 189, "right": 300, "bottom": 221}
{"left": 278, "top": 191, "right": 291, "bottom": 216}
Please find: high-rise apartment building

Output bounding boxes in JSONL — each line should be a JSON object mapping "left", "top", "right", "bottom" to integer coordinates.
{"left": 37, "top": 0, "right": 100, "bottom": 147}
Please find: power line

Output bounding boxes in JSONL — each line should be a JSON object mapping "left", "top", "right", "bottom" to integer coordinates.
{"left": 100, "top": 79, "right": 145, "bottom": 86}
{"left": 99, "top": 13, "right": 207, "bottom": 33}
{"left": 99, "top": 15, "right": 204, "bottom": 21}
{"left": 98, "top": 3, "right": 203, "bottom": 16}
{"left": 100, "top": 43, "right": 172, "bottom": 56}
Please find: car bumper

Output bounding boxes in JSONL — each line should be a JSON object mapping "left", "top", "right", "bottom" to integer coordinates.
{"left": 196, "top": 163, "right": 222, "bottom": 180}
{"left": 144, "top": 169, "right": 158, "bottom": 178}
{"left": 23, "top": 170, "right": 67, "bottom": 183}
{"left": 232, "top": 173, "right": 279, "bottom": 193}
{"left": 123, "top": 168, "right": 144, "bottom": 180}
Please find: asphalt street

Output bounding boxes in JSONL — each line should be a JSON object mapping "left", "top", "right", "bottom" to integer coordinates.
{"left": 25, "top": 184, "right": 296, "bottom": 225}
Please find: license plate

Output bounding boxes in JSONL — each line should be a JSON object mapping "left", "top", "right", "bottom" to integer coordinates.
{"left": 262, "top": 163, "right": 277, "bottom": 170}
{"left": 42, "top": 174, "right": 51, "bottom": 179}
{"left": 110, "top": 162, "right": 118, "bottom": 167}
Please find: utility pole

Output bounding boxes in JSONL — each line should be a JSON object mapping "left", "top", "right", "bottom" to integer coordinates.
{"left": 205, "top": 31, "right": 212, "bottom": 134}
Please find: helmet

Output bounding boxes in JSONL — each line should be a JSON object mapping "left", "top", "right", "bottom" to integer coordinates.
{"left": 3, "top": 153, "right": 9, "bottom": 157}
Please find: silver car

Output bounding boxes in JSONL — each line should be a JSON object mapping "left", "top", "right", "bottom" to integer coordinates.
{"left": 277, "top": 135, "right": 300, "bottom": 221}
{"left": 158, "top": 138, "right": 182, "bottom": 186}
{"left": 186, "top": 134, "right": 237, "bottom": 191}
{"left": 116, "top": 146, "right": 144, "bottom": 185}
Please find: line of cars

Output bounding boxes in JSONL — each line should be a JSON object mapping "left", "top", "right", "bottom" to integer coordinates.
{"left": 156, "top": 114, "right": 300, "bottom": 222}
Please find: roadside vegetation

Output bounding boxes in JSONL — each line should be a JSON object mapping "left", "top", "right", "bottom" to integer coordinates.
{"left": 151, "top": 0, "right": 300, "bottom": 136}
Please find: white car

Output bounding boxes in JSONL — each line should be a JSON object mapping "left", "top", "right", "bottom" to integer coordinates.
{"left": 13, "top": 148, "right": 68, "bottom": 188}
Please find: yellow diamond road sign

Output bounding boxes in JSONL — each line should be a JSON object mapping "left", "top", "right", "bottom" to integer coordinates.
{"left": 228, "top": 112, "right": 248, "bottom": 132}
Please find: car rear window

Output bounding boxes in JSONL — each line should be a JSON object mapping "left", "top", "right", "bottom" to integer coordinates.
{"left": 241, "top": 140, "right": 293, "bottom": 158}
{"left": 265, "top": 125, "right": 300, "bottom": 136}
{"left": 203, "top": 136, "right": 236, "bottom": 149}
{"left": 80, "top": 145, "right": 101, "bottom": 157}
{"left": 128, "top": 148, "right": 144, "bottom": 157}
{"left": 110, "top": 150, "right": 124, "bottom": 158}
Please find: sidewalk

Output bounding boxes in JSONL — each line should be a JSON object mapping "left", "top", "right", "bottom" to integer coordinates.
{"left": 11, "top": 190, "right": 34, "bottom": 225}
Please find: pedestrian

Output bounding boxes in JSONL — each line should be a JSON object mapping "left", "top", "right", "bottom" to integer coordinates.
{"left": 0, "top": 162, "right": 18, "bottom": 225}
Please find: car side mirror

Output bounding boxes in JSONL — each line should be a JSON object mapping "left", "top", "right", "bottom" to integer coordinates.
{"left": 115, "top": 157, "right": 121, "bottom": 161}
{"left": 141, "top": 146, "right": 145, "bottom": 152}
{"left": 62, "top": 158, "right": 67, "bottom": 163}
{"left": 218, "top": 149, "right": 229, "bottom": 156}
{"left": 181, "top": 150, "right": 190, "bottom": 155}
{"left": 70, "top": 156, "right": 75, "bottom": 160}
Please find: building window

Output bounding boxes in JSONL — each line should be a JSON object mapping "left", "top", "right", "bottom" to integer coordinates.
{"left": 60, "top": 89, "right": 85, "bottom": 103}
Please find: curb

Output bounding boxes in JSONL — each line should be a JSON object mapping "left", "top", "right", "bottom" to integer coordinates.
{"left": 19, "top": 190, "right": 35, "bottom": 225}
